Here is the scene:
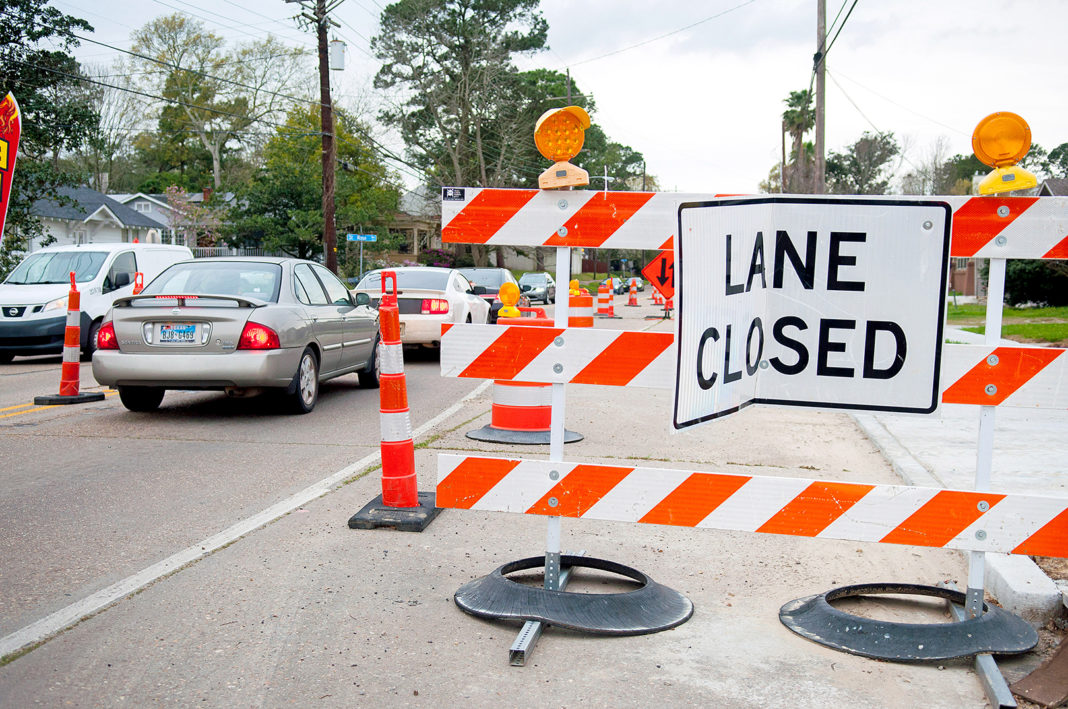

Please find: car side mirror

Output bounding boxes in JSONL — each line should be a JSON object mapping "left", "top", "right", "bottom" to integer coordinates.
{"left": 114, "top": 272, "right": 132, "bottom": 288}
{"left": 520, "top": 284, "right": 531, "bottom": 292}
{"left": 354, "top": 292, "right": 371, "bottom": 306}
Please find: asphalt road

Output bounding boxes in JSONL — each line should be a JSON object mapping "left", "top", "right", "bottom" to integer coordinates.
{"left": 0, "top": 349, "right": 482, "bottom": 640}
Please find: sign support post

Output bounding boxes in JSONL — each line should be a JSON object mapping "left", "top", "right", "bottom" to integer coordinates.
{"left": 347, "top": 233, "right": 377, "bottom": 278}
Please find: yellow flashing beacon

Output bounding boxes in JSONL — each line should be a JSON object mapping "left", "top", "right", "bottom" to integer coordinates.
{"left": 972, "top": 112, "right": 1037, "bottom": 195}
{"left": 534, "top": 105, "right": 590, "bottom": 189}
{"left": 497, "top": 281, "right": 521, "bottom": 319}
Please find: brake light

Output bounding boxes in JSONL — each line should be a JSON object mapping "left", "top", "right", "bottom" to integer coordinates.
{"left": 421, "top": 298, "right": 449, "bottom": 314}
{"left": 237, "top": 322, "right": 280, "bottom": 349}
{"left": 97, "top": 321, "right": 118, "bottom": 350}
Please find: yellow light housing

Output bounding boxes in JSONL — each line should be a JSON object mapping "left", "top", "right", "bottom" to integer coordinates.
{"left": 533, "top": 106, "right": 591, "bottom": 190}
{"left": 534, "top": 106, "right": 590, "bottom": 162}
{"left": 971, "top": 111, "right": 1038, "bottom": 195}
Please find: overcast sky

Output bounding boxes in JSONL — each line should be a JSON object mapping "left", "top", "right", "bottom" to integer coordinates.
{"left": 57, "top": 0, "right": 1067, "bottom": 193}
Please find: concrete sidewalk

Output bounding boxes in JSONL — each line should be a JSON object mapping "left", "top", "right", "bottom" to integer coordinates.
{"left": 0, "top": 296, "right": 1063, "bottom": 707}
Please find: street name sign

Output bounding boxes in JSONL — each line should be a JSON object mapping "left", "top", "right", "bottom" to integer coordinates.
{"left": 347, "top": 233, "right": 377, "bottom": 242}
{"left": 641, "top": 250, "right": 675, "bottom": 300}
{"left": 674, "top": 196, "right": 951, "bottom": 429}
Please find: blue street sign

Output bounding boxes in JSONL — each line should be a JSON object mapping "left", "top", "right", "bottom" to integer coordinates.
{"left": 347, "top": 234, "right": 377, "bottom": 242}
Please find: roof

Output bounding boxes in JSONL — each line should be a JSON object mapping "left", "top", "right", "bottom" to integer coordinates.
{"left": 1039, "top": 178, "right": 1068, "bottom": 196}
{"left": 399, "top": 185, "right": 438, "bottom": 218}
{"left": 31, "top": 186, "right": 166, "bottom": 229}
{"left": 29, "top": 243, "right": 192, "bottom": 254}
{"left": 110, "top": 192, "right": 172, "bottom": 210}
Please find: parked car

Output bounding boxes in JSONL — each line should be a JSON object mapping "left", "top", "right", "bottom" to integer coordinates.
{"left": 518, "top": 271, "right": 556, "bottom": 304}
{"left": 457, "top": 267, "right": 530, "bottom": 323}
{"left": 353, "top": 267, "right": 490, "bottom": 347}
{"left": 600, "top": 276, "right": 629, "bottom": 295}
{"left": 0, "top": 242, "right": 193, "bottom": 363}
{"left": 92, "top": 257, "right": 380, "bottom": 414}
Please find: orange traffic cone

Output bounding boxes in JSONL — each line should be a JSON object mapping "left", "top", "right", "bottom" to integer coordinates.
{"left": 35, "top": 272, "right": 105, "bottom": 406}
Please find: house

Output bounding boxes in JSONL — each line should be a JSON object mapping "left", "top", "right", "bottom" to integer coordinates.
{"left": 110, "top": 192, "right": 174, "bottom": 239}
{"left": 1037, "top": 178, "right": 1068, "bottom": 196}
{"left": 29, "top": 186, "right": 167, "bottom": 251}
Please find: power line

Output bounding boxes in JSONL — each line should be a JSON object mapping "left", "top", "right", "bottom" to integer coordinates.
{"left": 560, "top": 0, "right": 758, "bottom": 70}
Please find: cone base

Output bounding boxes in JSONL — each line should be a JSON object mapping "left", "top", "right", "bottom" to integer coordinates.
{"left": 34, "top": 392, "right": 106, "bottom": 405}
{"left": 466, "top": 425, "right": 583, "bottom": 445}
{"left": 348, "top": 491, "right": 441, "bottom": 532}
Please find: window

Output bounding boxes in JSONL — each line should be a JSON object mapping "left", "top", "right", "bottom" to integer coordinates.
{"left": 5, "top": 250, "right": 108, "bottom": 284}
{"left": 135, "top": 201, "right": 150, "bottom": 213}
{"left": 143, "top": 261, "right": 282, "bottom": 302}
{"left": 103, "top": 251, "right": 137, "bottom": 294}
{"left": 311, "top": 264, "right": 353, "bottom": 306}
{"left": 294, "top": 264, "right": 329, "bottom": 305}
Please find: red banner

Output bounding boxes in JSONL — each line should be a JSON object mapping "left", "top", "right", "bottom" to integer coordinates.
{"left": 0, "top": 93, "right": 21, "bottom": 246}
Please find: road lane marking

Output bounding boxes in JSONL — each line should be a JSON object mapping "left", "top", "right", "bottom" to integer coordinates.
{"left": 0, "top": 391, "right": 116, "bottom": 419}
{"left": 0, "top": 379, "right": 490, "bottom": 660}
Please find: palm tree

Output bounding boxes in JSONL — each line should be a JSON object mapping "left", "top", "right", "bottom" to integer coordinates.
{"left": 782, "top": 90, "right": 814, "bottom": 193}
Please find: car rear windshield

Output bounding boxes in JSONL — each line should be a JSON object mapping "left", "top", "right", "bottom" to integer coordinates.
{"left": 459, "top": 269, "right": 508, "bottom": 288}
{"left": 4, "top": 250, "right": 109, "bottom": 284}
{"left": 358, "top": 270, "right": 449, "bottom": 291}
{"left": 142, "top": 261, "right": 282, "bottom": 301}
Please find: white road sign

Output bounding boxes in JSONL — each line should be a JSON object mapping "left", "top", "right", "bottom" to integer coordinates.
{"left": 674, "top": 197, "right": 951, "bottom": 429}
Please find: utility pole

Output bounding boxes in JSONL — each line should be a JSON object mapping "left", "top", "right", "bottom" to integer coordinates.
{"left": 814, "top": 0, "right": 826, "bottom": 194}
{"left": 288, "top": 0, "right": 342, "bottom": 272}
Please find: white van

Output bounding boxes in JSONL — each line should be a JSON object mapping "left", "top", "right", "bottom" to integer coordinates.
{"left": 0, "top": 243, "right": 193, "bottom": 362}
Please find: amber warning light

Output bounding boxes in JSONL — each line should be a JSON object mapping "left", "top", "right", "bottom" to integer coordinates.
{"left": 972, "top": 111, "right": 1037, "bottom": 195}
{"left": 534, "top": 105, "right": 590, "bottom": 190}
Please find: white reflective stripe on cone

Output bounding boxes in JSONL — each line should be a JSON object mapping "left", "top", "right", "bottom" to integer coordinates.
{"left": 66, "top": 311, "right": 79, "bottom": 326}
{"left": 62, "top": 348, "right": 80, "bottom": 363}
{"left": 380, "top": 410, "right": 413, "bottom": 442}
{"left": 493, "top": 382, "right": 552, "bottom": 407}
{"left": 379, "top": 342, "right": 404, "bottom": 375}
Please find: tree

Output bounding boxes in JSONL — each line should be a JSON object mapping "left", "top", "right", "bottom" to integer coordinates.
{"left": 130, "top": 15, "right": 307, "bottom": 190}
{"left": 781, "top": 89, "right": 814, "bottom": 193}
{"left": 899, "top": 136, "right": 957, "bottom": 195}
{"left": 228, "top": 105, "right": 399, "bottom": 266}
{"left": 826, "top": 132, "right": 900, "bottom": 195}
{"left": 0, "top": 0, "right": 97, "bottom": 277}
{"left": 372, "top": 0, "right": 548, "bottom": 189}
{"left": 72, "top": 63, "right": 146, "bottom": 193}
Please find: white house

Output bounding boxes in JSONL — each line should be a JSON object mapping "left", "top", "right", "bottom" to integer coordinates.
{"left": 29, "top": 186, "right": 168, "bottom": 251}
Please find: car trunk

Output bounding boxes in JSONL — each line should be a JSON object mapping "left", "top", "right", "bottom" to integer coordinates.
{"left": 109, "top": 297, "right": 257, "bottom": 354}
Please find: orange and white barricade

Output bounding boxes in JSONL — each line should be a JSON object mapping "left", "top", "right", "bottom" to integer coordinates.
{"left": 34, "top": 272, "right": 104, "bottom": 405}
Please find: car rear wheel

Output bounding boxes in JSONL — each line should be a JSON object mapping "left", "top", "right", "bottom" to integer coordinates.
{"left": 118, "top": 386, "right": 165, "bottom": 412}
{"left": 80, "top": 320, "right": 100, "bottom": 362}
{"left": 358, "top": 336, "right": 380, "bottom": 389}
{"left": 286, "top": 347, "right": 319, "bottom": 414}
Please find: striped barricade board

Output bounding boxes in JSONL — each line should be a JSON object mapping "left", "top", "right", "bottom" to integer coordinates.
{"left": 442, "top": 188, "right": 1068, "bottom": 259}
{"left": 440, "top": 324, "right": 1068, "bottom": 410}
{"left": 437, "top": 454, "right": 1068, "bottom": 557}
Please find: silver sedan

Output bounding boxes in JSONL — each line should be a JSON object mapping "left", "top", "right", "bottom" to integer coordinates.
{"left": 92, "top": 257, "right": 380, "bottom": 414}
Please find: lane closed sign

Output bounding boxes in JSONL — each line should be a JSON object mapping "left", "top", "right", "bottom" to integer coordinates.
{"left": 674, "top": 197, "right": 951, "bottom": 429}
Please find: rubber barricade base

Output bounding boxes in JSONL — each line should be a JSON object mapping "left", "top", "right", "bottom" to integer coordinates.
{"left": 348, "top": 490, "right": 441, "bottom": 532}
{"left": 454, "top": 555, "right": 693, "bottom": 635}
{"left": 34, "top": 391, "right": 105, "bottom": 405}
{"left": 465, "top": 424, "right": 583, "bottom": 445}
{"left": 779, "top": 583, "right": 1038, "bottom": 661}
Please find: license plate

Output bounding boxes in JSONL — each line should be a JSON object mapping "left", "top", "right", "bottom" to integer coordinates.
{"left": 160, "top": 322, "right": 196, "bottom": 344}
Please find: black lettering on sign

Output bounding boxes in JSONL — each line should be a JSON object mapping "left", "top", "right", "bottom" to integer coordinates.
{"left": 827, "top": 232, "right": 866, "bottom": 291}
{"left": 723, "top": 324, "right": 743, "bottom": 384}
{"left": 817, "top": 319, "right": 856, "bottom": 377}
{"left": 773, "top": 230, "right": 816, "bottom": 289}
{"left": 864, "top": 321, "right": 907, "bottom": 379}
{"left": 725, "top": 234, "right": 743, "bottom": 296}
{"left": 745, "top": 317, "right": 764, "bottom": 376}
{"left": 770, "top": 316, "right": 809, "bottom": 375}
{"left": 697, "top": 327, "right": 720, "bottom": 390}
{"left": 746, "top": 232, "right": 766, "bottom": 292}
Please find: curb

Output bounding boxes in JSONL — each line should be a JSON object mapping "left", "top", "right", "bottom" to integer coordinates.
{"left": 852, "top": 413, "right": 1063, "bottom": 627}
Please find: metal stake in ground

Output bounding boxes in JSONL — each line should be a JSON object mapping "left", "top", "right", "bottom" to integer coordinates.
{"left": 34, "top": 272, "right": 105, "bottom": 406}
{"left": 348, "top": 270, "right": 440, "bottom": 532}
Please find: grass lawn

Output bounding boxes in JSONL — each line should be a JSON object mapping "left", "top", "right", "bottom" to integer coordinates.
{"left": 949, "top": 304, "right": 1068, "bottom": 345}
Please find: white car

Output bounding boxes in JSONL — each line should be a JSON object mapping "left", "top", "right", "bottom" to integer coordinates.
{"left": 353, "top": 267, "right": 490, "bottom": 348}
